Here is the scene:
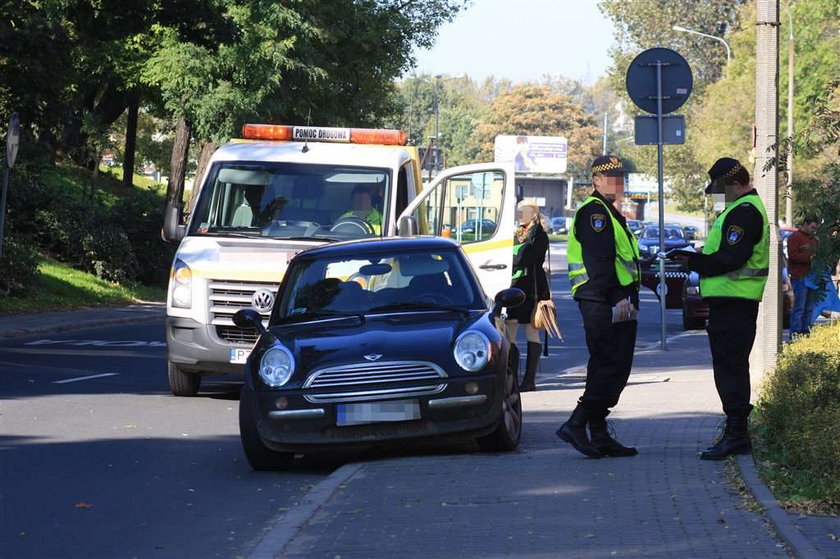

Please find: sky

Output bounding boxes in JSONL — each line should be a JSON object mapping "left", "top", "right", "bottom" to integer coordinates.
{"left": 412, "top": 0, "right": 616, "bottom": 85}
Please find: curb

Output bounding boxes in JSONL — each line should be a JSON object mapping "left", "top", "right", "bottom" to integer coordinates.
{"left": 736, "top": 454, "right": 825, "bottom": 559}
{"left": 247, "top": 462, "right": 364, "bottom": 559}
{"left": 0, "top": 313, "right": 165, "bottom": 339}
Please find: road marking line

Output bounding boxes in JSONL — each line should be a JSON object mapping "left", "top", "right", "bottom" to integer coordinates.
{"left": 53, "top": 373, "right": 119, "bottom": 384}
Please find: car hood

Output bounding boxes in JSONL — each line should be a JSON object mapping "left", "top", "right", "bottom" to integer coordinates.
{"left": 266, "top": 311, "right": 496, "bottom": 376}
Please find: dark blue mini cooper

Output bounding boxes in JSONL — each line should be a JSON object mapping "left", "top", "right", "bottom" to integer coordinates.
{"left": 234, "top": 237, "right": 525, "bottom": 470}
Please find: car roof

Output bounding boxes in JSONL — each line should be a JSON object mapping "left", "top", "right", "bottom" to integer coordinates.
{"left": 292, "top": 236, "right": 462, "bottom": 260}
{"left": 212, "top": 140, "right": 412, "bottom": 169}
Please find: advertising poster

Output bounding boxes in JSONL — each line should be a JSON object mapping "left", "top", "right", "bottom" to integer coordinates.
{"left": 494, "top": 135, "right": 568, "bottom": 174}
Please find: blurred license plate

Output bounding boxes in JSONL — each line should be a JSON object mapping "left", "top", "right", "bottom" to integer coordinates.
{"left": 336, "top": 400, "right": 421, "bottom": 426}
{"left": 230, "top": 348, "right": 250, "bottom": 364}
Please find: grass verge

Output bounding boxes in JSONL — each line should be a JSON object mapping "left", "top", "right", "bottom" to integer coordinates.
{"left": 0, "top": 259, "right": 165, "bottom": 314}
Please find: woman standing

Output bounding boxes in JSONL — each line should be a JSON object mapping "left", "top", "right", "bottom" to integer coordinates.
{"left": 506, "top": 200, "right": 551, "bottom": 392}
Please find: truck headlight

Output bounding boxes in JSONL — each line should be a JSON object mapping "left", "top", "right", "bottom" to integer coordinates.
{"left": 454, "top": 331, "right": 490, "bottom": 372}
{"left": 171, "top": 259, "right": 192, "bottom": 308}
{"left": 259, "top": 344, "right": 295, "bottom": 387}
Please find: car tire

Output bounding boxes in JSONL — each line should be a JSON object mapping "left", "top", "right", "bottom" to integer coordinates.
{"left": 239, "top": 388, "right": 295, "bottom": 471}
{"left": 681, "top": 308, "right": 706, "bottom": 330}
{"left": 168, "top": 361, "right": 201, "bottom": 397}
{"left": 476, "top": 357, "right": 522, "bottom": 452}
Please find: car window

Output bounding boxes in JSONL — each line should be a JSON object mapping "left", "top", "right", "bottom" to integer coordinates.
{"left": 275, "top": 248, "right": 486, "bottom": 319}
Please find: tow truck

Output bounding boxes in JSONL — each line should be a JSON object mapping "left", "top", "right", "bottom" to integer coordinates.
{"left": 161, "top": 124, "right": 518, "bottom": 396}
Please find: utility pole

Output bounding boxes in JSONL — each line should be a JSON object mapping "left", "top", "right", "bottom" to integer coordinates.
{"left": 602, "top": 112, "right": 608, "bottom": 155}
{"left": 752, "top": 0, "right": 782, "bottom": 379}
{"left": 785, "top": 7, "right": 795, "bottom": 226}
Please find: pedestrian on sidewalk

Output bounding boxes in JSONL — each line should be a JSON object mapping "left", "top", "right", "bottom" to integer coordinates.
{"left": 787, "top": 215, "right": 819, "bottom": 335}
{"left": 507, "top": 199, "right": 550, "bottom": 392}
{"left": 670, "top": 157, "right": 769, "bottom": 460}
{"left": 557, "top": 155, "right": 641, "bottom": 459}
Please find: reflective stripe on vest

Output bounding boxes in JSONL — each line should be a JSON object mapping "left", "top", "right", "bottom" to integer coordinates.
{"left": 567, "top": 196, "right": 641, "bottom": 295}
{"left": 699, "top": 194, "right": 770, "bottom": 300}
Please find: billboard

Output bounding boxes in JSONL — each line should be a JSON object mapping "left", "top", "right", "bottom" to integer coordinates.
{"left": 494, "top": 135, "right": 568, "bottom": 174}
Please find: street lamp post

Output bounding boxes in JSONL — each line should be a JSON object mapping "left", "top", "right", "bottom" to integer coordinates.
{"left": 672, "top": 25, "right": 731, "bottom": 64}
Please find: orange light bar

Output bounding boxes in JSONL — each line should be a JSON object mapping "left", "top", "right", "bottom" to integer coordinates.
{"left": 241, "top": 124, "right": 294, "bottom": 141}
{"left": 349, "top": 128, "right": 407, "bottom": 146}
{"left": 241, "top": 124, "right": 407, "bottom": 146}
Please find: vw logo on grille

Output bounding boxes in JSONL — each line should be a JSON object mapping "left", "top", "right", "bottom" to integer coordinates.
{"left": 363, "top": 354, "right": 383, "bottom": 361}
{"left": 251, "top": 289, "right": 275, "bottom": 312}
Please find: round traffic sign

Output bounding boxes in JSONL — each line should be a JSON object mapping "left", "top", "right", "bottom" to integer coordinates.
{"left": 626, "top": 48, "right": 693, "bottom": 114}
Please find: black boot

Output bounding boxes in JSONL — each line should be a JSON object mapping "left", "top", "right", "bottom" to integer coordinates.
{"left": 519, "top": 342, "right": 541, "bottom": 392}
{"left": 589, "top": 416, "right": 638, "bottom": 457}
{"left": 700, "top": 416, "right": 752, "bottom": 460}
{"left": 556, "top": 405, "right": 603, "bottom": 458}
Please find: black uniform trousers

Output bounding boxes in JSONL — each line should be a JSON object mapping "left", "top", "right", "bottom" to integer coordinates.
{"left": 706, "top": 298, "right": 759, "bottom": 418}
{"left": 578, "top": 299, "right": 637, "bottom": 418}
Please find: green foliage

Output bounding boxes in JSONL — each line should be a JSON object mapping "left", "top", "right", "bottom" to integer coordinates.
{"left": 753, "top": 323, "right": 840, "bottom": 513}
{"left": 0, "top": 236, "right": 41, "bottom": 295}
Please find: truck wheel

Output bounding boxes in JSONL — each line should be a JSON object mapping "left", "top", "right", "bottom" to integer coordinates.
{"left": 239, "top": 388, "right": 295, "bottom": 471}
{"left": 477, "top": 357, "right": 522, "bottom": 452}
{"left": 682, "top": 308, "right": 705, "bottom": 330}
{"left": 167, "top": 361, "right": 201, "bottom": 396}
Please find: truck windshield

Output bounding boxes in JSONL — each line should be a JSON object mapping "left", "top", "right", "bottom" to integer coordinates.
{"left": 189, "top": 162, "right": 390, "bottom": 240}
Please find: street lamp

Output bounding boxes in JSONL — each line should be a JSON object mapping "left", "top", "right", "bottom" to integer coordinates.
{"left": 672, "top": 25, "right": 731, "bottom": 64}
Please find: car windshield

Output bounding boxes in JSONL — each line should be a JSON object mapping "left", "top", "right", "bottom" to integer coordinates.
{"left": 274, "top": 248, "right": 485, "bottom": 320}
{"left": 642, "top": 226, "right": 684, "bottom": 240}
{"left": 189, "top": 162, "right": 390, "bottom": 240}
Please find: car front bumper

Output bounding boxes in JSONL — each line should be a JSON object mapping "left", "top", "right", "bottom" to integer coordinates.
{"left": 245, "top": 372, "right": 505, "bottom": 452}
{"left": 166, "top": 316, "right": 246, "bottom": 376}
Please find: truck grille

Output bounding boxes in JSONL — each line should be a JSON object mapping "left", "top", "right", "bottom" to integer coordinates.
{"left": 208, "top": 280, "right": 278, "bottom": 345}
{"left": 303, "top": 361, "right": 447, "bottom": 403}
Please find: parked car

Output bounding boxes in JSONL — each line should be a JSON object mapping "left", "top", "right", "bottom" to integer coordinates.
{"left": 626, "top": 219, "right": 644, "bottom": 236}
{"left": 637, "top": 224, "right": 694, "bottom": 258}
{"left": 549, "top": 216, "right": 568, "bottom": 234}
{"left": 458, "top": 219, "right": 497, "bottom": 234}
{"left": 640, "top": 257, "right": 688, "bottom": 309}
{"left": 682, "top": 225, "right": 699, "bottom": 240}
{"left": 234, "top": 237, "right": 526, "bottom": 470}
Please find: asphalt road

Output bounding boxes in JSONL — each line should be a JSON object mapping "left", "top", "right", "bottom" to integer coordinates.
{"left": 0, "top": 242, "right": 686, "bottom": 558}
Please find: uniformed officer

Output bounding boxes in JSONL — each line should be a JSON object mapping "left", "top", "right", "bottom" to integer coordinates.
{"left": 556, "top": 155, "right": 641, "bottom": 459}
{"left": 671, "top": 157, "right": 769, "bottom": 460}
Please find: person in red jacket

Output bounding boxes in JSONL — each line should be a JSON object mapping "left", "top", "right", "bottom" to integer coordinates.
{"left": 787, "top": 216, "right": 819, "bottom": 335}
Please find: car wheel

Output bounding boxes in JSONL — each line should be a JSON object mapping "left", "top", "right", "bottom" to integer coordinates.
{"left": 476, "top": 357, "right": 522, "bottom": 452}
{"left": 168, "top": 361, "right": 201, "bottom": 396}
{"left": 239, "top": 388, "right": 295, "bottom": 471}
{"left": 681, "top": 307, "right": 706, "bottom": 330}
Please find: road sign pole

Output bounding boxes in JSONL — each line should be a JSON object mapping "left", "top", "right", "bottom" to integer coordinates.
{"left": 0, "top": 167, "right": 8, "bottom": 258}
{"left": 656, "top": 61, "right": 667, "bottom": 351}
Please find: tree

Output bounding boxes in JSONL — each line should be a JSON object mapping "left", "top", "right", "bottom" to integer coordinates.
{"left": 471, "top": 85, "right": 602, "bottom": 176}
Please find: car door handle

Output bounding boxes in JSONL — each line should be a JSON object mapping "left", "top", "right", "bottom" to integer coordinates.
{"left": 479, "top": 263, "right": 508, "bottom": 270}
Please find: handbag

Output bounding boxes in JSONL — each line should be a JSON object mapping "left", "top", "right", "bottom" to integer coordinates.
{"left": 530, "top": 262, "right": 563, "bottom": 340}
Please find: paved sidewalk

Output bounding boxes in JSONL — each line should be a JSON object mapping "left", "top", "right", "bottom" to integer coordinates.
{"left": 273, "top": 331, "right": 838, "bottom": 559}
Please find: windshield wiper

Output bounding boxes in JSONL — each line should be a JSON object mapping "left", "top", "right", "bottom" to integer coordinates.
{"left": 369, "top": 302, "right": 468, "bottom": 315}
{"left": 281, "top": 236, "right": 341, "bottom": 243}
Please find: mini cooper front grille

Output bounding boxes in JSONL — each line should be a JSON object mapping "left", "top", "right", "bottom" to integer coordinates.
{"left": 303, "top": 361, "right": 447, "bottom": 403}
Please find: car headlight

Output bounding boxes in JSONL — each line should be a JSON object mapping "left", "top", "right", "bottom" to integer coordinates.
{"left": 454, "top": 331, "right": 490, "bottom": 372}
{"left": 258, "top": 344, "right": 295, "bottom": 387}
{"left": 171, "top": 259, "right": 192, "bottom": 308}
{"left": 648, "top": 245, "right": 659, "bottom": 254}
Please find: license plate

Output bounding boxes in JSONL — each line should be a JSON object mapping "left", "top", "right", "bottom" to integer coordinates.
{"left": 230, "top": 348, "right": 250, "bottom": 364}
{"left": 336, "top": 400, "right": 421, "bottom": 427}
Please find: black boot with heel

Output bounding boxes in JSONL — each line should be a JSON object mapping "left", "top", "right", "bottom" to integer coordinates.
{"left": 519, "top": 341, "right": 541, "bottom": 392}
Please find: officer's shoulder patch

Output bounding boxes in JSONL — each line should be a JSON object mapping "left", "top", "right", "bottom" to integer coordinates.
{"left": 726, "top": 225, "right": 745, "bottom": 245}
{"left": 590, "top": 213, "right": 606, "bottom": 232}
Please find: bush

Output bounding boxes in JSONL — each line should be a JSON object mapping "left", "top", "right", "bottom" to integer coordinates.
{"left": 0, "top": 236, "right": 41, "bottom": 294}
{"left": 753, "top": 323, "right": 840, "bottom": 513}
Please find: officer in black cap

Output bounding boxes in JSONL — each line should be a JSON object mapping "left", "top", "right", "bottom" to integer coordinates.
{"left": 668, "top": 157, "right": 770, "bottom": 460}
{"left": 557, "top": 155, "right": 642, "bottom": 459}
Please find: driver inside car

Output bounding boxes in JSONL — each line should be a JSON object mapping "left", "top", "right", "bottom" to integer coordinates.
{"left": 340, "top": 185, "right": 382, "bottom": 234}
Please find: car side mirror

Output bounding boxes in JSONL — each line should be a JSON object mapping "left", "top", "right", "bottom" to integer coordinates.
{"left": 492, "top": 288, "right": 526, "bottom": 316}
{"left": 162, "top": 203, "right": 186, "bottom": 243}
{"left": 397, "top": 215, "right": 418, "bottom": 237}
{"left": 233, "top": 308, "right": 268, "bottom": 336}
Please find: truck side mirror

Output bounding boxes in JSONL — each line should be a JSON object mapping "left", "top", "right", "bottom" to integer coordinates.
{"left": 162, "top": 203, "right": 186, "bottom": 243}
{"left": 398, "top": 215, "right": 417, "bottom": 237}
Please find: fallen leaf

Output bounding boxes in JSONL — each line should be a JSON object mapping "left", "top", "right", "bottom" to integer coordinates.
{"left": 74, "top": 502, "right": 93, "bottom": 509}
